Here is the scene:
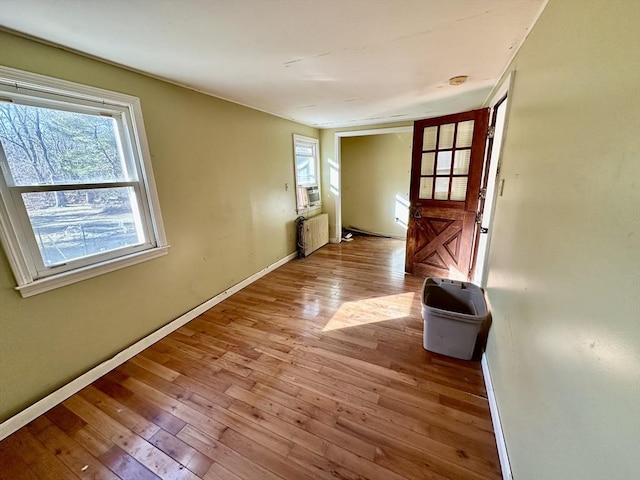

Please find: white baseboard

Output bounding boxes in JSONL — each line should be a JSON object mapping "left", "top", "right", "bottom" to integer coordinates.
{"left": 482, "top": 353, "right": 513, "bottom": 480}
{"left": 0, "top": 251, "right": 298, "bottom": 441}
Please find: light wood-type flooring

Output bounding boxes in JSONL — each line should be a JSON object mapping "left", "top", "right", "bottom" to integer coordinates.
{"left": 0, "top": 237, "right": 502, "bottom": 480}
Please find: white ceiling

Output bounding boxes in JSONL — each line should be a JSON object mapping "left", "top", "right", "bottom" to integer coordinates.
{"left": 0, "top": 0, "right": 545, "bottom": 128}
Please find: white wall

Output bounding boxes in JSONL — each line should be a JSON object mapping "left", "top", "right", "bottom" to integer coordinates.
{"left": 484, "top": 0, "right": 640, "bottom": 478}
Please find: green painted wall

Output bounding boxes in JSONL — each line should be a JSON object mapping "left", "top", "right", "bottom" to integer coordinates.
{"left": 341, "top": 133, "right": 412, "bottom": 238}
{"left": 0, "top": 31, "right": 318, "bottom": 421}
{"left": 483, "top": 0, "right": 640, "bottom": 478}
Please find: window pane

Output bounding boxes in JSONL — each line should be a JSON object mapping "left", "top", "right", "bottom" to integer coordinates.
{"left": 419, "top": 177, "right": 433, "bottom": 199}
{"left": 296, "top": 155, "right": 316, "bottom": 185}
{"left": 422, "top": 126, "right": 437, "bottom": 150}
{"left": 434, "top": 177, "right": 449, "bottom": 200}
{"left": 0, "top": 103, "right": 129, "bottom": 186}
{"left": 22, "top": 187, "right": 146, "bottom": 267}
{"left": 436, "top": 151, "right": 452, "bottom": 175}
{"left": 453, "top": 149, "right": 471, "bottom": 174}
{"left": 439, "top": 123, "right": 455, "bottom": 149}
{"left": 456, "top": 120, "right": 474, "bottom": 148}
{"left": 450, "top": 178, "right": 468, "bottom": 201}
{"left": 421, "top": 152, "right": 435, "bottom": 175}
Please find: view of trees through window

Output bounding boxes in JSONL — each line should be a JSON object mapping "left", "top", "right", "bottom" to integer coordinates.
{"left": 0, "top": 102, "right": 145, "bottom": 267}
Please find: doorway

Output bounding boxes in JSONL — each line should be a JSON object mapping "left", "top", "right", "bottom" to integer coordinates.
{"left": 331, "top": 74, "right": 512, "bottom": 285}
{"left": 332, "top": 126, "right": 413, "bottom": 242}
{"left": 340, "top": 132, "right": 413, "bottom": 239}
{"left": 472, "top": 74, "right": 513, "bottom": 286}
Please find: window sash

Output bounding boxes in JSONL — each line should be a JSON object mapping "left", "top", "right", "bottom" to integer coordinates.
{"left": 5, "top": 183, "right": 154, "bottom": 277}
{"left": 0, "top": 100, "right": 138, "bottom": 187}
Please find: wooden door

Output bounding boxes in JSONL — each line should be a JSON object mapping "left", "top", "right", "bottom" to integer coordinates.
{"left": 405, "top": 108, "right": 489, "bottom": 280}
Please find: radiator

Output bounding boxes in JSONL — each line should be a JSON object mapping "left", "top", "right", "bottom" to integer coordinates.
{"left": 298, "top": 213, "right": 329, "bottom": 257}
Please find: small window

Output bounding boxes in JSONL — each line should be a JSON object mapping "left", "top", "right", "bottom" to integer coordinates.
{"left": 293, "top": 134, "right": 320, "bottom": 212}
{"left": 0, "top": 66, "right": 168, "bottom": 297}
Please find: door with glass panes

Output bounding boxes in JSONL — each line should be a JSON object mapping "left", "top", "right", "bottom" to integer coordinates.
{"left": 405, "top": 108, "right": 489, "bottom": 279}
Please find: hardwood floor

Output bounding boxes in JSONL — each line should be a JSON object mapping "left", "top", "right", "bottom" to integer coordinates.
{"left": 0, "top": 237, "right": 501, "bottom": 480}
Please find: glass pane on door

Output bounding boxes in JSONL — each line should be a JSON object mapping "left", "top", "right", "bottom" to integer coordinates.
{"left": 453, "top": 150, "right": 471, "bottom": 174}
{"left": 439, "top": 123, "right": 455, "bottom": 149}
{"left": 422, "top": 126, "right": 437, "bottom": 150}
{"left": 419, "top": 178, "right": 433, "bottom": 199}
{"left": 436, "top": 151, "right": 452, "bottom": 175}
{"left": 434, "top": 178, "right": 449, "bottom": 200}
{"left": 456, "top": 120, "right": 474, "bottom": 148}
{"left": 421, "top": 152, "right": 435, "bottom": 175}
{"left": 450, "top": 178, "right": 468, "bottom": 201}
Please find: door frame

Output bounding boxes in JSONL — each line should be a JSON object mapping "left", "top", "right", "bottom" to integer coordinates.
{"left": 329, "top": 72, "right": 514, "bottom": 284}
{"left": 472, "top": 72, "right": 515, "bottom": 287}
{"left": 331, "top": 126, "right": 413, "bottom": 243}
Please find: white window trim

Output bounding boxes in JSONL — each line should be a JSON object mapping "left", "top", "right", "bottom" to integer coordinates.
{"left": 0, "top": 66, "right": 168, "bottom": 297}
{"left": 293, "top": 134, "right": 321, "bottom": 213}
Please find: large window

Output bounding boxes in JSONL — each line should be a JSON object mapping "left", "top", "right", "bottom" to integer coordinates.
{"left": 293, "top": 134, "right": 321, "bottom": 212}
{"left": 0, "top": 66, "right": 167, "bottom": 297}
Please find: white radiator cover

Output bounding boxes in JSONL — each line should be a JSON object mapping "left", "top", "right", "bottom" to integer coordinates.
{"left": 301, "top": 213, "right": 329, "bottom": 257}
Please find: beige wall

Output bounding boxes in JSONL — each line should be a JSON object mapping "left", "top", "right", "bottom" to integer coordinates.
{"left": 341, "top": 133, "right": 412, "bottom": 238}
{"left": 0, "top": 32, "right": 318, "bottom": 421}
{"left": 483, "top": 0, "right": 640, "bottom": 478}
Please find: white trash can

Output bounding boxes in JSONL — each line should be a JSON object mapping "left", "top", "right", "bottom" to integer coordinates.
{"left": 421, "top": 277, "right": 489, "bottom": 360}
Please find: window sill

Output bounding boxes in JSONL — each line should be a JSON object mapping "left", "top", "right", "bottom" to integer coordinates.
{"left": 15, "top": 245, "right": 170, "bottom": 298}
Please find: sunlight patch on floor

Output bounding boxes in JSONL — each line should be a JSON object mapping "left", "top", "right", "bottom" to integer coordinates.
{"left": 322, "top": 292, "right": 416, "bottom": 331}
